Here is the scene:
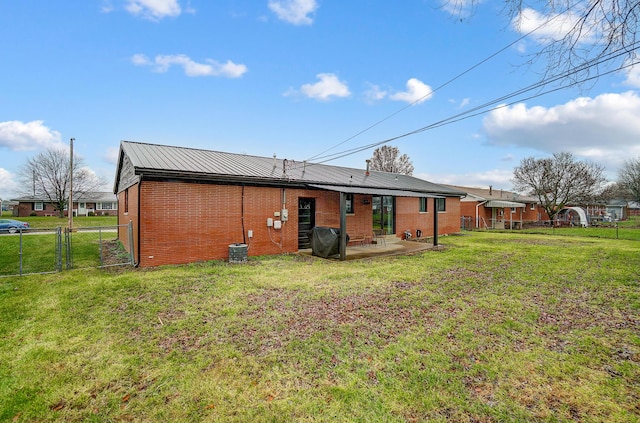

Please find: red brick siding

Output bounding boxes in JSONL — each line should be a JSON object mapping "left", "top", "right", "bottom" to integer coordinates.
{"left": 16, "top": 202, "right": 58, "bottom": 217}
{"left": 15, "top": 201, "right": 117, "bottom": 217}
{"left": 126, "top": 181, "right": 462, "bottom": 267}
{"left": 460, "top": 201, "right": 549, "bottom": 228}
{"left": 396, "top": 197, "right": 461, "bottom": 238}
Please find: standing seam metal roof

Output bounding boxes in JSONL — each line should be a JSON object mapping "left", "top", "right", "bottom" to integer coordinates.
{"left": 119, "top": 141, "right": 466, "bottom": 196}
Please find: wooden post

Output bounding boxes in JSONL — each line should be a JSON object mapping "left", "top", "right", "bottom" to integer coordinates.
{"left": 339, "top": 191, "right": 347, "bottom": 261}
{"left": 433, "top": 198, "right": 439, "bottom": 247}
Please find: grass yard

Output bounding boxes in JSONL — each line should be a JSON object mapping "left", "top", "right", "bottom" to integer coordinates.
{"left": 1, "top": 232, "right": 638, "bottom": 422}
{"left": 0, "top": 232, "right": 60, "bottom": 275}
{"left": 517, "top": 216, "right": 640, "bottom": 241}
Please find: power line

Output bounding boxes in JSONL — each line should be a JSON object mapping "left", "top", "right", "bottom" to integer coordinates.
{"left": 299, "top": 43, "right": 639, "bottom": 167}
{"left": 304, "top": 4, "right": 575, "bottom": 163}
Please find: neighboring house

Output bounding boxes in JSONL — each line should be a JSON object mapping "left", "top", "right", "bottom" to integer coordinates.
{"left": 444, "top": 185, "right": 548, "bottom": 229}
{"left": 12, "top": 192, "right": 117, "bottom": 217}
{"left": 1, "top": 199, "right": 17, "bottom": 213}
{"left": 605, "top": 199, "right": 628, "bottom": 221}
{"left": 629, "top": 201, "right": 640, "bottom": 217}
{"left": 113, "top": 141, "right": 466, "bottom": 267}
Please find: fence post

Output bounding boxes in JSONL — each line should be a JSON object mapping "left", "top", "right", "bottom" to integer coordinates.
{"left": 99, "top": 228, "right": 104, "bottom": 267}
{"left": 56, "top": 227, "right": 63, "bottom": 272}
{"left": 19, "top": 229, "right": 23, "bottom": 276}
{"left": 65, "top": 228, "right": 73, "bottom": 270}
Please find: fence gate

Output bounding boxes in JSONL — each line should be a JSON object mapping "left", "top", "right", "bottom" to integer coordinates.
{"left": 0, "top": 227, "right": 62, "bottom": 277}
{"left": 64, "top": 222, "right": 134, "bottom": 270}
{"left": 1, "top": 222, "right": 134, "bottom": 277}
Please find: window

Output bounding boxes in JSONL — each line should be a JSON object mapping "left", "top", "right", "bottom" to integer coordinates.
{"left": 436, "top": 198, "right": 446, "bottom": 212}
{"left": 124, "top": 189, "right": 129, "bottom": 214}
{"left": 530, "top": 203, "right": 536, "bottom": 211}
{"left": 345, "top": 193, "right": 354, "bottom": 214}
{"left": 419, "top": 197, "right": 427, "bottom": 212}
{"left": 511, "top": 207, "right": 517, "bottom": 213}
{"left": 34, "top": 202, "right": 43, "bottom": 211}
{"left": 97, "top": 202, "right": 116, "bottom": 210}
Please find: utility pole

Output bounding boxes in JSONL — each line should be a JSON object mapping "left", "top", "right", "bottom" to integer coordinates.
{"left": 68, "top": 138, "right": 74, "bottom": 230}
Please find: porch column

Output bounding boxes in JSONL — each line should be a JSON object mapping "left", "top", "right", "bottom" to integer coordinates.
{"left": 433, "top": 199, "right": 439, "bottom": 247}
{"left": 339, "top": 191, "right": 347, "bottom": 261}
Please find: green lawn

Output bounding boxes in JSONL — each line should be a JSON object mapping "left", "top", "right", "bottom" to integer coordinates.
{"left": 1, "top": 232, "right": 638, "bottom": 422}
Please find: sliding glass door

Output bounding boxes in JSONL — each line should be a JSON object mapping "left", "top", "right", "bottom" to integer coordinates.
{"left": 372, "top": 195, "right": 394, "bottom": 235}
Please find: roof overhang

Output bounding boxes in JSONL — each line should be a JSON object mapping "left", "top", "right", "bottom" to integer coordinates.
{"left": 308, "top": 184, "right": 445, "bottom": 198}
{"left": 485, "top": 200, "right": 526, "bottom": 208}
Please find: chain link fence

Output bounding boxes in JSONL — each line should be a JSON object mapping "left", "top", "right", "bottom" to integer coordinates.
{"left": 0, "top": 222, "right": 134, "bottom": 277}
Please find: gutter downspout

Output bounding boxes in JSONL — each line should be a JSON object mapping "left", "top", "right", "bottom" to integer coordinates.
{"left": 136, "top": 175, "right": 142, "bottom": 266}
{"left": 476, "top": 200, "right": 487, "bottom": 229}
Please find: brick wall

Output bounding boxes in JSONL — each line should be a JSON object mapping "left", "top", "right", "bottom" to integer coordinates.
{"left": 396, "top": 197, "right": 461, "bottom": 238}
{"left": 16, "top": 202, "right": 58, "bottom": 217}
{"left": 460, "top": 201, "right": 549, "bottom": 228}
{"left": 127, "top": 180, "right": 462, "bottom": 267}
{"left": 15, "top": 201, "right": 117, "bottom": 217}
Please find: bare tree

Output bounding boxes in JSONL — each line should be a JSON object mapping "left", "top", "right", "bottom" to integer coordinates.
{"left": 369, "top": 145, "right": 414, "bottom": 175}
{"left": 512, "top": 152, "right": 606, "bottom": 222}
{"left": 18, "top": 148, "right": 105, "bottom": 218}
{"left": 618, "top": 157, "right": 640, "bottom": 204}
{"left": 453, "top": 0, "right": 639, "bottom": 85}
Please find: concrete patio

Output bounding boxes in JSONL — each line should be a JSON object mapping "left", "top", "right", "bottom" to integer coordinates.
{"left": 298, "top": 235, "right": 444, "bottom": 261}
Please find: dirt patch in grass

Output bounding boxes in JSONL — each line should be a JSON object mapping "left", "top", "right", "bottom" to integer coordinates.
{"left": 229, "top": 284, "right": 433, "bottom": 355}
{"left": 101, "top": 240, "right": 133, "bottom": 267}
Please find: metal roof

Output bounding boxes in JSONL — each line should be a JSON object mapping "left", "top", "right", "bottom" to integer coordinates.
{"left": 118, "top": 141, "right": 466, "bottom": 197}
{"left": 308, "top": 184, "right": 445, "bottom": 198}
{"left": 444, "top": 184, "right": 538, "bottom": 203}
{"left": 485, "top": 200, "right": 526, "bottom": 208}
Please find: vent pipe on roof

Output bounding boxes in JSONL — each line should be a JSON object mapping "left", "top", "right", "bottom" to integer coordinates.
{"left": 365, "top": 159, "right": 371, "bottom": 176}
{"left": 273, "top": 154, "right": 277, "bottom": 169}
{"left": 489, "top": 185, "right": 493, "bottom": 196}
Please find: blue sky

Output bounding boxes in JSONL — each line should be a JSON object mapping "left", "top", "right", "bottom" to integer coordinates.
{"left": 1, "top": 0, "right": 639, "bottom": 201}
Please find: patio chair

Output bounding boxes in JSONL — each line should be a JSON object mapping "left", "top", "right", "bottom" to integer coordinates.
{"left": 372, "top": 229, "right": 386, "bottom": 246}
{"left": 349, "top": 234, "right": 366, "bottom": 246}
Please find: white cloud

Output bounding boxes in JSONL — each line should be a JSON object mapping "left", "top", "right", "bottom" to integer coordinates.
{"left": 0, "top": 168, "right": 18, "bottom": 200}
{"left": 100, "top": 1, "right": 115, "bottom": 13}
{"left": 439, "top": 0, "right": 475, "bottom": 19}
{"left": 294, "top": 73, "right": 351, "bottom": 101}
{"left": 512, "top": 7, "right": 595, "bottom": 45}
{"left": 104, "top": 146, "right": 120, "bottom": 164}
{"left": 482, "top": 91, "right": 640, "bottom": 170}
{"left": 125, "top": 0, "right": 182, "bottom": 20}
{"left": 0, "top": 120, "right": 64, "bottom": 151}
{"left": 363, "top": 84, "right": 388, "bottom": 103}
{"left": 132, "top": 54, "right": 248, "bottom": 78}
{"left": 269, "top": 0, "right": 318, "bottom": 25}
{"left": 389, "top": 78, "right": 433, "bottom": 104}
{"left": 623, "top": 62, "right": 640, "bottom": 88}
